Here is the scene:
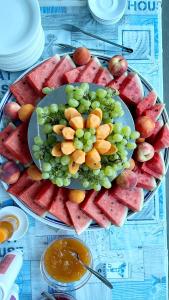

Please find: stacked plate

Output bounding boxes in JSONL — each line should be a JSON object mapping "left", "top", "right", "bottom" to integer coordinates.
{"left": 88, "top": 0, "right": 127, "bottom": 25}
{"left": 0, "top": 0, "right": 45, "bottom": 72}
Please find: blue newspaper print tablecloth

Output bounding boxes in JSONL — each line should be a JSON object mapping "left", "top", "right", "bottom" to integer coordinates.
{"left": 0, "top": 1, "right": 168, "bottom": 299}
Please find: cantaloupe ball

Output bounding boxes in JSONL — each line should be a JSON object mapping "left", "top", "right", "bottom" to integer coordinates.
{"left": 69, "top": 190, "right": 86, "bottom": 204}
{"left": 73, "top": 47, "right": 91, "bottom": 66}
{"left": 18, "top": 104, "right": 35, "bottom": 122}
{"left": 27, "top": 165, "right": 42, "bottom": 181}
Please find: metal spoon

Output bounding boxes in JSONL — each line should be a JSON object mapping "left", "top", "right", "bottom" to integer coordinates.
{"left": 70, "top": 251, "right": 113, "bottom": 289}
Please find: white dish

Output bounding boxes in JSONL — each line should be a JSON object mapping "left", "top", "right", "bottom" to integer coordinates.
{"left": 0, "top": 0, "right": 41, "bottom": 56}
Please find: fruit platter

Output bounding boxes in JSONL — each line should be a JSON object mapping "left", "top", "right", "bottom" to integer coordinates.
{"left": 0, "top": 48, "right": 169, "bottom": 234}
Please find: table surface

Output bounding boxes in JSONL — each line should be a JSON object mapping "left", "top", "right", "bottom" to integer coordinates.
{"left": 0, "top": 1, "right": 168, "bottom": 299}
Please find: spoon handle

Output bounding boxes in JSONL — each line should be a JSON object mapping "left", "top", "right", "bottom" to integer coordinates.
{"left": 84, "top": 264, "right": 113, "bottom": 289}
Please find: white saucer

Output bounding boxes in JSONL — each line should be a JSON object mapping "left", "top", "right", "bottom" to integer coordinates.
{"left": 0, "top": 206, "right": 29, "bottom": 241}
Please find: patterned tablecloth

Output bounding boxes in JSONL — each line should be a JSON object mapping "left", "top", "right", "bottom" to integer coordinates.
{"left": 0, "top": 1, "right": 167, "bottom": 299}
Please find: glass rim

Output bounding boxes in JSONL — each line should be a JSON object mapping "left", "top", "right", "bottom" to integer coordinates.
{"left": 40, "top": 236, "right": 93, "bottom": 292}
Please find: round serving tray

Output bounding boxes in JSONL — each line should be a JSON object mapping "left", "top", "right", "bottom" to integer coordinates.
{"left": 0, "top": 53, "right": 169, "bottom": 231}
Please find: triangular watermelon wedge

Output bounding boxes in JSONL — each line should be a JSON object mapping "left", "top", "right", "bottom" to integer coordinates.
{"left": 66, "top": 201, "right": 92, "bottom": 234}
{"left": 64, "top": 66, "right": 85, "bottom": 83}
{"left": 147, "top": 120, "right": 163, "bottom": 144}
{"left": 48, "top": 188, "right": 72, "bottom": 226}
{"left": 77, "top": 57, "right": 101, "bottom": 83}
{"left": 136, "top": 90, "right": 157, "bottom": 116}
{"left": 107, "top": 72, "right": 127, "bottom": 90}
{"left": 34, "top": 180, "right": 56, "bottom": 208}
{"left": 141, "top": 152, "right": 165, "bottom": 179}
{"left": 95, "top": 189, "right": 128, "bottom": 226}
{"left": 134, "top": 165, "right": 157, "bottom": 191}
{"left": 10, "top": 77, "right": 39, "bottom": 105}
{"left": 143, "top": 104, "right": 164, "bottom": 121}
{"left": 119, "top": 72, "right": 144, "bottom": 105}
{"left": 0, "top": 123, "right": 16, "bottom": 160}
{"left": 153, "top": 124, "right": 169, "bottom": 151}
{"left": 94, "top": 67, "right": 113, "bottom": 86}
{"left": 112, "top": 186, "right": 144, "bottom": 212}
{"left": 81, "top": 190, "right": 111, "bottom": 228}
{"left": 7, "top": 170, "right": 34, "bottom": 197}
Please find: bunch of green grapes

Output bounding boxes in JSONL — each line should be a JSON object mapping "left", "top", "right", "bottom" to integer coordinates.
{"left": 74, "top": 128, "right": 96, "bottom": 152}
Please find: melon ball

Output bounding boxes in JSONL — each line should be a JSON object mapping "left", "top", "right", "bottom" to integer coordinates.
{"left": 18, "top": 104, "right": 35, "bottom": 122}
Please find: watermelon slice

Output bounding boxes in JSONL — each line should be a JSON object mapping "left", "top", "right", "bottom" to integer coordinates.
{"left": 4, "top": 123, "right": 32, "bottom": 165}
{"left": 143, "top": 104, "right": 164, "bottom": 121}
{"left": 141, "top": 152, "right": 165, "bottom": 179}
{"left": 94, "top": 67, "right": 113, "bottom": 86}
{"left": 7, "top": 170, "right": 34, "bottom": 197}
{"left": 19, "top": 181, "right": 46, "bottom": 216}
{"left": 77, "top": 57, "right": 101, "bottom": 83}
{"left": 26, "top": 55, "right": 60, "bottom": 95}
{"left": 81, "top": 190, "right": 111, "bottom": 228}
{"left": 153, "top": 124, "right": 169, "bottom": 151}
{"left": 10, "top": 77, "right": 39, "bottom": 106}
{"left": 119, "top": 72, "right": 144, "bottom": 105}
{"left": 134, "top": 166, "right": 157, "bottom": 191}
{"left": 0, "top": 123, "right": 16, "bottom": 160}
{"left": 45, "top": 55, "right": 76, "bottom": 88}
{"left": 95, "top": 189, "right": 128, "bottom": 226}
{"left": 136, "top": 90, "right": 157, "bottom": 116}
{"left": 107, "top": 72, "right": 127, "bottom": 90}
{"left": 64, "top": 66, "right": 85, "bottom": 83}
{"left": 66, "top": 201, "right": 92, "bottom": 234}
{"left": 147, "top": 120, "right": 163, "bottom": 144}
{"left": 34, "top": 180, "right": 56, "bottom": 208}
{"left": 112, "top": 186, "right": 144, "bottom": 212}
{"left": 48, "top": 188, "right": 72, "bottom": 226}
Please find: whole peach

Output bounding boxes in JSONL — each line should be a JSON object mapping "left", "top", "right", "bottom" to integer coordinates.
{"left": 108, "top": 55, "right": 128, "bottom": 77}
{"left": 135, "top": 142, "right": 154, "bottom": 162}
{"left": 135, "top": 116, "right": 155, "bottom": 138}
{"left": 4, "top": 102, "right": 21, "bottom": 120}
{"left": 116, "top": 169, "right": 137, "bottom": 189}
{"left": 0, "top": 161, "right": 20, "bottom": 184}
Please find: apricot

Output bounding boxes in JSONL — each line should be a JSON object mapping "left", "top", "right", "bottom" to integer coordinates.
{"left": 104, "top": 144, "right": 118, "bottom": 155}
{"left": 69, "top": 190, "right": 86, "bottom": 204}
{"left": 86, "top": 114, "right": 101, "bottom": 129}
{"left": 94, "top": 140, "right": 111, "bottom": 154}
{"left": 91, "top": 108, "right": 103, "bottom": 121}
{"left": 71, "top": 150, "right": 85, "bottom": 164}
{"left": 18, "top": 104, "right": 34, "bottom": 122}
{"left": 69, "top": 116, "right": 84, "bottom": 130}
{"left": 73, "top": 47, "right": 91, "bottom": 66}
{"left": 62, "top": 127, "right": 75, "bottom": 140}
{"left": 27, "top": 165, "right": 42, "bottom": 181}
{"left": 64, "top": 107, "right": 80, "bottom": 121}
{"left": 51, "top": 143, "right": 62, "bottom": 157}
{"left": 53, "top": 124, "right": 65, "bottom": 135}
{"left": 135, "top": 116, "right": 155, "bottom": 138}
{"left": 4, "top": 102, "right": 20, "bottom": 120}
{"left": 68, "top": 159, "right": 80, "bottom": 174}
{"left": 0, "top": 161, "right": 20, "bottom": 184}
{"left": 61, "top": 141, "right": 75, "bottom": 155}
{"left": 96, "top": 124, "right": 111, "bottom": 140}
{"left": 85, "top": 148, "right": 101, "bottom": 169}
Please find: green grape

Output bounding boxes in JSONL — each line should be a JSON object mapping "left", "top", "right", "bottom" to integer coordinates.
{"left": 55, "top": 178, "right": 63, "bottom": 187}
{"left": 59, "top": 119, "right": 67, "bottom": 126}
{"left": 34, "top": 152, "right": 40, "bottom": 160}
{"left": 43, "top": 123, "right": 53, "bottom": 134}
{"left": 73, "top": 88, "right": 84, "bottom": 100}
{"left": 42, "top": 87, "right": 54, "bottom": 95}
{"left": 130, "top": 131, "right": 140, "bottom": 140}
{"left": 93, "top": 169, "right": 100, "bottom": 175}
{"left": 76, "top": 129, "right": 84, "bottom": 138}
{"left": 83, "top": 144, "right": 92, "bottom": 152}
{"left": 83, "top": 180, "right": 90, "bottom": 188}
{"left": 84, "top": 132, "right": 91, "bottom": 140}
{"left": 89, "top": 91, "right": 96, "bottom": 100}
{"left": 42, "top": 162, "right": 52, "bottom": 172}
{"left": 96, "top": 88, "right": 107, "bottom": 99}
{"left": 120, "top": 139, "right": 128, "bottom": 146}
{"left": 59, "top": 104, "right": 66, "bottom": 112}
{"left": 43, "top": 106, "right": 49, "bottom": 114}
{"left": 34, "top": 136, "right": 43, "bottom": 146}
{"left": 61, "top": 155, "right": 70, "bottom": 166}
{"left": 106, "top": 98, "right": 115, "bottom": 106}
{"left": 80, "top": 83, "right": 89, "bottom": 92}
{"left": 37, "top": 117, "right": 45, "bottom": 125}
{"left": 74, "top": 139, "right": 83, "bottom": 150}
{"left": 123, "top": 161, "right": 130, "bottom": 169}
{"left": 104, "top": 118, "right": 113, "bottom": 124}
{"left": 126, "top": 142, "right": 137, "bottom": 150}
{"left": 121, "top": 126, "right": 131, "bottom": 138}
{"left": 104, "top": 166, "right": 116, "bottom": 177}
{"left": 113, "top": 122, "right": 122, "bottom": 133}
{"left": 63, "top": 178, "right": 71, "bottom": 186}
{"left": 91, "top": 101, "right": 100, "bottom": 109}
{"left": 72, "top": 172, "right": 79, "bottom": 179}
{"left": 65, "top": 84, "right": 74, "bottom": 94}
{"left": 36, "top": 107, "right": 44, "bottom": 115}
{"left": 106, "top": 87, "right": 113, "bottom": 96}
{"left": 68, "top": 98, "right": 79, "bottom": 108}
{"left": 49, "top": 104, "right": 58, "bottom": 113}
{"left": 47, "top": 135, "right": 56, "bottom": 145}
{"left": 101, "top": 177, "right": 111, "bottom": 189}
{"left": 82, "top": 165, "right": 89, "bottom": 171}
{"left": 93, "top": 183, "right": 101, "bottom": 191}
{"left": 42, "top": 172, "right": 50, "bottom": 179}
{"left": 103, "top": 112, "right": 109, "bottom": 119}
{"left": 32, "top": 145, "right": 40, "bottom": 152}
{"left": 112, "top": 134, "right": 123, "bottom": 142}
{"left": 78, "top": 104, "right": 86, "bottom": 113}
{"left": 89, "top": 128, "right": 96, "bottom": 134}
